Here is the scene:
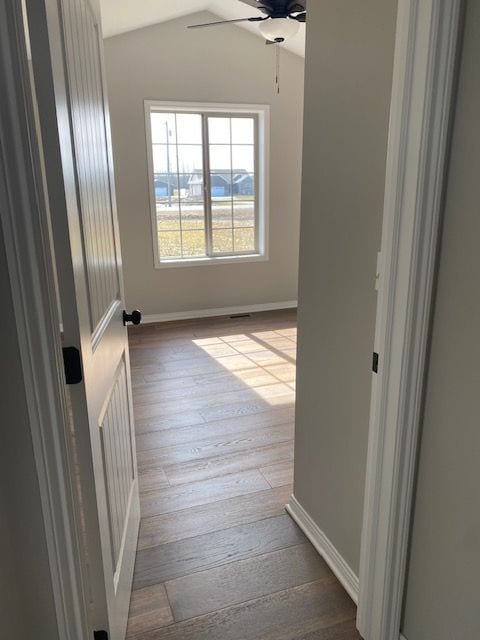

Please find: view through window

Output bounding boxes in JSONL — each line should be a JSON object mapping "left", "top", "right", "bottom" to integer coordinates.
{"left": 146, "top": 104, "right": 266, "bottom": 264}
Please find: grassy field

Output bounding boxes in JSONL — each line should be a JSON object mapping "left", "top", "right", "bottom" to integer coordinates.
{"left": 156, "top": 200, "right": 255, "bottom": 258}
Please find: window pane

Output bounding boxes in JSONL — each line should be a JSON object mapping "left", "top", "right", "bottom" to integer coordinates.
{"left": 209, "top": 145, "right": 231, "bottom": 172}
{"left": 234, "top": 228, "right": 255, "bottom": 252}
{"left": 233, "top": 200, "right": 255, "bottom": 228}
{"left": 153, "top": 145, "right": 177, "bottom": 173}
{"left": 158, "top": 231, "right": 182, "bottom": 258}
{"left": 210, "top": 173, "right": 233, "bottom": 199}
{"left": 184, "top": 170, "right": 203, "bottom": 199}
{"left": 172, "top": 173, "right": 193, "bottom": 199}
{"left": 182, "top": 230, "right": 206, "bottom": 257}
{"left": 212, "top": 228, "right": 233, "bottom": 253}
{"left": 177, "top": 145, "right": 203, "bottom": 173}
{"left": 231, "top": 118, "right": 254, "bottom": 144}
{"left": 180, "top": 197, "right": 205, "bottom": 229}
{"left": 151, "top": 113, "right": 176, "bottom": 144}
{"left": 156, "top": 198, "right": 181, "bottom": 231}
{"left": 233, "top": 173, "right": 255, "bottom": 199}
{"left": 208, "top": 117, "right": 230, "bottom": 144}
{"left": 232, "top": 145, "right": 254, "bottom": 173}
{"left": 176, "top": 114, "right": 202, "bottom": 144}
{"left": 154, "top": 173, "right": 178, "bottom": 198}
{"left": 211, "top": 200, "right": 233, "bottom": 228}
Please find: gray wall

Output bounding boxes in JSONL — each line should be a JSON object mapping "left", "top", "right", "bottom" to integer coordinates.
{"left": 402, "top": 3, "right": 480, "bottom": 638}
{"left": 0, "top": 223, "right": 59, "bottom": 640}
{"left": 103, "top": 13, "right": 304, "bottom": 316}
{"left": 293, "top": 0, "right": 397, "bottom": 574}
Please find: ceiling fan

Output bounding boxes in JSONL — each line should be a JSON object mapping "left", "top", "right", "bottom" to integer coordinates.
{"left": 187, "top": 0, "right": 306, "bottom": 44}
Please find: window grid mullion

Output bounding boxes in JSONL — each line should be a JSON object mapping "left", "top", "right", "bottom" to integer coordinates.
{"left": 173, "top": 114, "right": 184, "bottom": 257}
{"left": 202, "top": 114, "right": 213, "bottom": 257}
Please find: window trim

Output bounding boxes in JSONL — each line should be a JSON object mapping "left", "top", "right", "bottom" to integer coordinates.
{"left": 144, "top": 100, "right": 270, "bottom": 268}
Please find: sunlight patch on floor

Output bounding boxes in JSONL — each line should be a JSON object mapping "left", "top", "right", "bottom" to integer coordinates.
{"left": 192, "top": 328, "right": 297, "bottom": 406}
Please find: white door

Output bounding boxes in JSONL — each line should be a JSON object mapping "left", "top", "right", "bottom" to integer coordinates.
{"left": 27, "top": 0, "right": 140, "bottom": 638}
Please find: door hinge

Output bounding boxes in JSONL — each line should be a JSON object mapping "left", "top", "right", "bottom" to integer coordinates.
{"left": 94, "top": 631, "right": 108, "bottom": 640}
{"left": 62, "top": 346, "right": 83, "bottom": 384}
{"left": 372, "top": 352, "right": 379, "bottom": 374}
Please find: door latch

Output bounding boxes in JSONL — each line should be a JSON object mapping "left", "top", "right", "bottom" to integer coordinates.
{"left": 94, "top": 631, "right": 108, "bottom": 640}
{"left": 372, "top": 352, "right": 379, "bottom": 374}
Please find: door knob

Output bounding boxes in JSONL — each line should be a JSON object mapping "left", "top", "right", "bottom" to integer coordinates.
{"left": 123, "top": 309, "right": 142, "bottom": 326}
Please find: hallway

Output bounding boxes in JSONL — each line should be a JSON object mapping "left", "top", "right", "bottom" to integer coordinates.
{"left": 127, "top": 310, "right": 360, "bottom": 639}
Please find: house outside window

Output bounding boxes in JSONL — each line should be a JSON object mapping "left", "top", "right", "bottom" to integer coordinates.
{"left": 145, "top": 101, "right": 269, "bottom": 267}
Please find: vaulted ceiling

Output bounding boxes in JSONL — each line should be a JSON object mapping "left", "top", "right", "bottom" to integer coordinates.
{"left": 99, "top": 0, "right": 306, "bottom": 57}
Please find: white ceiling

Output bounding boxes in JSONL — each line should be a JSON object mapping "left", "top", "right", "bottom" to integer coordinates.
{"left": 100, "top": 0, "right": 306, "bottom": 57}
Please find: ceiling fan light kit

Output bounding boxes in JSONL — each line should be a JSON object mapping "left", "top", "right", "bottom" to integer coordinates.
{"left": 259, "top": 17, "right": 300, "bottom": 43}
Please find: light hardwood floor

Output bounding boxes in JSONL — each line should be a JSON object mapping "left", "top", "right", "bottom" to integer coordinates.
{"left": 127, "top": 310, "right": 361, "bottom": 640}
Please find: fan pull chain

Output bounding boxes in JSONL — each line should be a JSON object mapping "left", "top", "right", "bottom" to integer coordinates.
{"left": 275, "top": 43, "right": 280, "bottom": 94}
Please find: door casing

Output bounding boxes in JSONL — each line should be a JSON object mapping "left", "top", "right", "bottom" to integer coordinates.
{"left": 357, "top": 2, "right": 463, "bottom": 639}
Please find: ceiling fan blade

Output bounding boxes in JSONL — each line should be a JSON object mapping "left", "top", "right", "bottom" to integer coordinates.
{"left": 187, "top": 16, "right": 265, "bottom": 29}
{"left": 291, "top": 11, "right": 306, "bottom": 22}
{"left": 239, "top": 0, "right": 306, "bottom": 18}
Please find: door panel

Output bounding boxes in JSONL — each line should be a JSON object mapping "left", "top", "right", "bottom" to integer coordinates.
{"left": 100, "top": 358, "right": 136, "bottom": 576}
{"left": 26, "top": 0, "right": 140, "bottom": 637}
{"left": 62, "top": 0, "right": 120, "bottom": 334}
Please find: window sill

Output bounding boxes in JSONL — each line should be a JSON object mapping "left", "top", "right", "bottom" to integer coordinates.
{"left": 154, "top": 253, "right": 268, "bottom": 269}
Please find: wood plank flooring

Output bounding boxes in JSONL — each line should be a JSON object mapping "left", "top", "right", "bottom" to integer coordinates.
{"left": 127, "top": 310, "right": 361, "bottom": 639}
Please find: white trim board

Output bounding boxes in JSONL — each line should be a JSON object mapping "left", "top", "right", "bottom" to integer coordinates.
{"left": 357, "top": 2, "right": 462, "bottom": 640}
{"left": 141, "top": 301, "right": 297, "bottom": 324}
{"left": 285, "top": 496, "right": 359, "bottom": 605}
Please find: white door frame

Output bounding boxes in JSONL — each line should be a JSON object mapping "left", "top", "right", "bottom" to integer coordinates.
{"left": 0, "top": 1, "right": 88, "bottom": 639}
{"left": 357, "top": 1, "right": 463, "bottom": 639}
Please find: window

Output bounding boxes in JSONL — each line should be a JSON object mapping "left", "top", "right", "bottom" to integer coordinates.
{"left": 145, "top": 101, "right": 269, "bottom": 267}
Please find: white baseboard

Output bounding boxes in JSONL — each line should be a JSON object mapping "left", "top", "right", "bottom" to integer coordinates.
{"left": 142, "top": 300, "right": 297, "bottom": 324}
{"left": 286, "top": 495, "right": 360, "bottom": 605}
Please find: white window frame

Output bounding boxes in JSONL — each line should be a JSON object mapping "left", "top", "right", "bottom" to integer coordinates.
{"left": 144, "top": 100, "right": 270, "bottom": 268}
